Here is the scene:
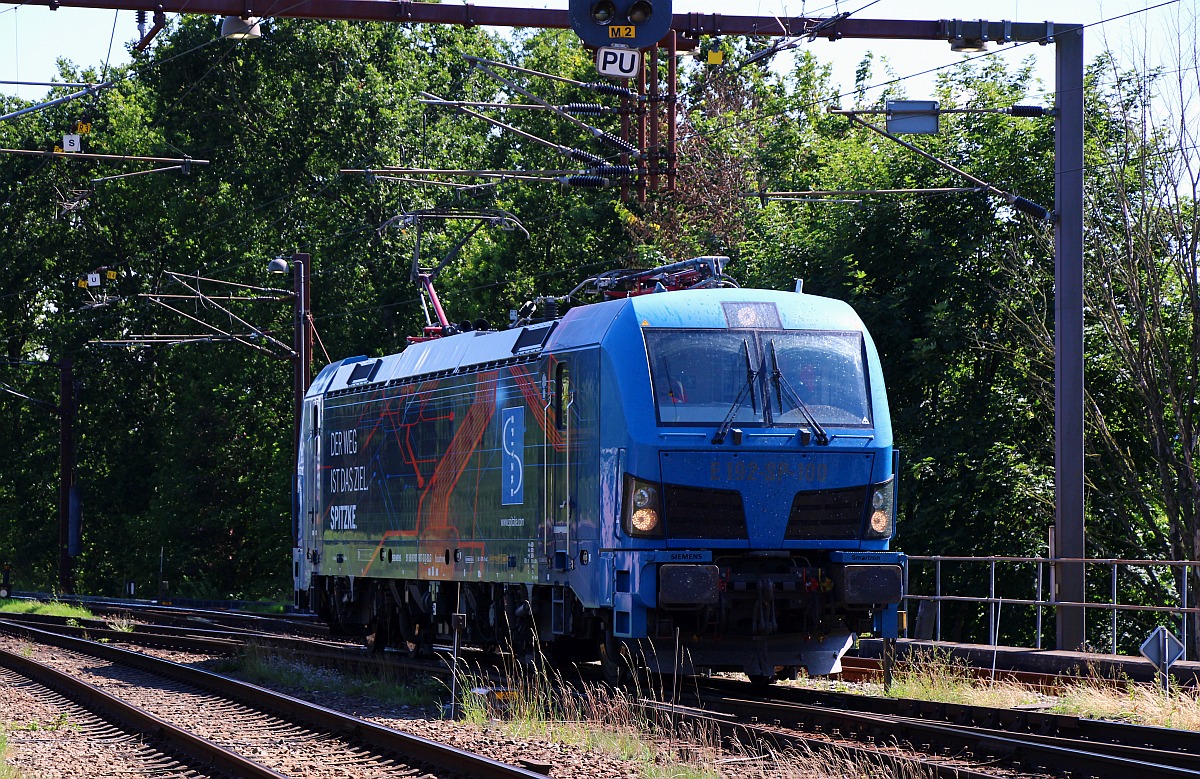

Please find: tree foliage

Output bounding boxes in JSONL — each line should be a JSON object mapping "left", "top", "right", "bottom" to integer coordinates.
{"left": 0, "top": 17, "right": 1195, "bottom": 657}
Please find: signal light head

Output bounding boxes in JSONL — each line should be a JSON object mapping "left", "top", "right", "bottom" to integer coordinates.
{"left": 591, "top": 0, "right": 616, "bottom": 24}
{"left": 628, "top": 0, "right": 652, "bottom": 24}
{"left": 569, "top": 0, "right": 671, "bottom": 49}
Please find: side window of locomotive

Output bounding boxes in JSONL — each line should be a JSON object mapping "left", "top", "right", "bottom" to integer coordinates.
{"left": 556, "top": 363, "right": 570, "bottom": 430}
{"left": 768, "top": 331, "right": 872, "bottom": 427}
{"left": 644, "top": 329, "right": 763, "bottom": 426}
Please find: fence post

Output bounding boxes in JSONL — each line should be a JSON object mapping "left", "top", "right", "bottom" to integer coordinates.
{"left": 936, "top": 557, "right": 942, "bottom": 643}
{"left": 1111, "top": 563, "right": 1118, "bottom": 655}
{"left": 989, "top": 559, "right": 997, "bottom": 646}
{"left": 1183, "top": 564, "right": 1189, "bottom": 662}
{"left": 1036, "top": 558, "right": 1044, "bottom": 650}
{"left": 1048, "top": 527, "right": 1057, "bottom": 632}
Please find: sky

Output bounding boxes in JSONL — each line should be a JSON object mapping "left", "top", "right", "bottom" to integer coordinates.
{"left": 0, "top": 0, "right": 1190, "bottom": 104}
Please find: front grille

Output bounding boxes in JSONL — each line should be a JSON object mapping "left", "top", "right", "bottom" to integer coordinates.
{"left": 785, "top": 484, "right": 868, "bottom": 540}
{"left": 663, "top": 484, "right": 748, "bottom": 539}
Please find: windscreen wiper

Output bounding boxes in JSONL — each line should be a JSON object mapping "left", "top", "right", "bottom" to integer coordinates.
{"left": 769, "top": 340, "right": 829, "bottom": 446}
{"left": 713, "top": 339, "right": 759, "bottom": 444}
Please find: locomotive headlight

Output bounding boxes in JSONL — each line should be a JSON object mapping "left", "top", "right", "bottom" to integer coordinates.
{"left": 623, "top": 475, "right": 664, "bottom": 538}
{"left": 633, "top": 486, "right": 655, "bottom": 510}
{"left": 865, "top": 477, "right": 895, "bottom": 539}
{"left": 631, "top": 507, "right": 660, "bottom": 534}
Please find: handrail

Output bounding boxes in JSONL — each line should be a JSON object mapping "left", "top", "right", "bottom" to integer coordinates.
{"left": 902, "top": 554, "right": 1199, "bottom": 656}
{"left": 542, "top": 391, "right": 553, "bottom": 560}
{"left": 564, "top": 390, "right": 575, "bottom": 555}
{"left": 910, "top": 554, "right": 1200, "bottom": 566}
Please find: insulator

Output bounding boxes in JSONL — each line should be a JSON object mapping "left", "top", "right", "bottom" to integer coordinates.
{"left": 543, "top": 297, "right": 558, "bottom": 320}
{"left": 591, "top": 165, "right": 636, "bottom": 177}
{"left": 566, "top": 147, "right": 605, "bottom": 165}
{"left": 563, "top": 175, "right": 610, "bottom": 188}
{"left": 1009, "top": 195, "right": 1051, "bottom": 221}
{"left": 1008, "top": 105, "right": 1047, "bottom": 118}
{"left": 565, "top": 103, "right": 607, "bottom": 116}
{"left": 585, "top": 82, "right": 639, "bottom": 98}
{"left": 136, "top": 9, "right": 146, "bottom": 24}
{"left": 597, "top": 131, "right": 640, "bottom": 156}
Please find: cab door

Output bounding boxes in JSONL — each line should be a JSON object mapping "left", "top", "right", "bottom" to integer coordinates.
{"left": 548, "top": 361, "right": 573, "bottom": 570}
{"left": 294, "top": 398, "right": 322, "bottom": 602}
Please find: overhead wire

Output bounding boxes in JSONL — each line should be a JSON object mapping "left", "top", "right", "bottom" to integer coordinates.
{"left": 687, "top": 0, "right": 1183, "bottom": 147}
{"left": 101, "top": 10, "right": 118, "bottom": 83}
{"left": 5, "top": 1, "right": 1192, "bottom": 338}
{"left": 676, "top": 0, "right": 1189, "bottom": 207}
{"left": 0, "top": 18, "right": 508, "bottom": 355}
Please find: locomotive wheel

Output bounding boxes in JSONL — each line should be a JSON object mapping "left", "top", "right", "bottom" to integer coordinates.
{"left": 748, "top": 666, "right": 798, "bottom": 688}
{"left": 507, "top": 618, "right": 540, "bottom": 670}
{"left": 365, "top": 588, "right": 393, "bottom": 654}
{"left": 510, "top": 633, "right": 540, "bottom": 671}
{"left": 600, "top": 632, "right": 643, "bottom": 690}
{"left": 502, "top": 585, "right": 540, "bottom": 670}
{"left": 395, "top": 608, "right": 428, "bottom": 657}
{"left": 599, "top": 640, "right": 629, "bottom": 687}
{"left": 365, "top": 619, "right": 388, "bottom": 653}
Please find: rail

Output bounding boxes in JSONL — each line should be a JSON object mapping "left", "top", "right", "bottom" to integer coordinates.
{"left": 903, "top": 555, "right": 1200, "bottom": 657}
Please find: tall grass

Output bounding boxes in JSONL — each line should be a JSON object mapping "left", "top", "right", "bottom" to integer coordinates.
{"left": 456, "top": 655, "right": 721, "bottom": 771}
{"left": 878, "top": 647, "right": 1200, "bottom": 730}
{"left": 1054, "top": 681, "right": 1200, "bottom": 729}
{"left": 0, "top": 599, "right": 92, "bottom": 620}
{"left": 883, "top": 648, "right": 1046, "bottom": 709}
{"left": 451, "top": 647, "right": 934, "bottom": 779}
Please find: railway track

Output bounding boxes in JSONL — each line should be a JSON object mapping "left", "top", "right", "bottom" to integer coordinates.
{"left": 683, "top": 676, "right": 1200, "bottom": 778}
{"left": 4, "top": 593, "right": 330, "bottom": 638}
{"left": 0, "top": 659, "right": 234, "bottom": 778}
{"left": 0, "top": 619, "right": 548, "bottom": 779}
{"left": 10, "top": 603, "right": 1200, "bottom": 778}
{"left": 0, "top": 607, "right": 471, "bottom": 691}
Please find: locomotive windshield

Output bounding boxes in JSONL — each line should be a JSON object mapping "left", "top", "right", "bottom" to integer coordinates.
{"left": 645, "top": 329, "right": 871, "bottom": 427}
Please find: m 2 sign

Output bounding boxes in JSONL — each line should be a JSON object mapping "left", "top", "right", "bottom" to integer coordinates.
{"left": 501, "top": 407, "right": 525, "bottom": 505}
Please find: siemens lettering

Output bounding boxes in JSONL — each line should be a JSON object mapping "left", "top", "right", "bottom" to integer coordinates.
{"left": 329, "top": 466, "right": 368, "bottom": 493}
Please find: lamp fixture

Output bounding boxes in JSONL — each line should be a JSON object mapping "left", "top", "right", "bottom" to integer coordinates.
{"left": 221, "top": 16, "right": 262, "bottom": 40}
{"left": 267, "top": 257, "right": 290, "bottom": 274}
{"left": 950, "top": 36, "right": 987, "bottom": 52}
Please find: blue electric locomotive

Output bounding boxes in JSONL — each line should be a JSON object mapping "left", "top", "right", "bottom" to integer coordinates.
{"left": 293, "top": 257, "right": 904, "bottom": 682}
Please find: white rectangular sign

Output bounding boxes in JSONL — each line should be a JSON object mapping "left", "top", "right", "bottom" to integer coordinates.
{"left": 596, "top": 47, "right": 641, "bottom": 79}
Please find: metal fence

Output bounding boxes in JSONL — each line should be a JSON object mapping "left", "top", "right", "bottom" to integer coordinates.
{"left": 903, "top": 555, "right": 1200, "bottom": 658}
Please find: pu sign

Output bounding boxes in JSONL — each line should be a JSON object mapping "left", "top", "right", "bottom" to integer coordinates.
{"left": 596, "top": 47, "right": 641, "bottom": 79}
